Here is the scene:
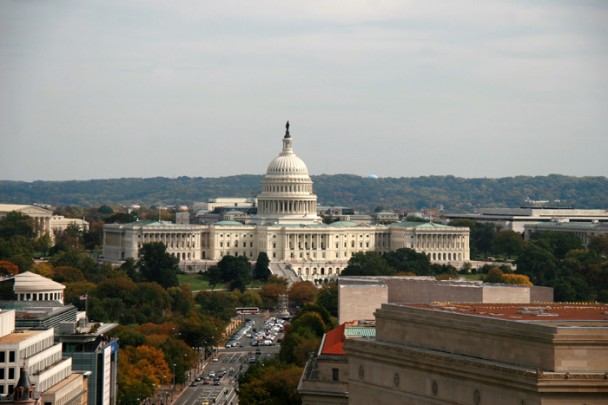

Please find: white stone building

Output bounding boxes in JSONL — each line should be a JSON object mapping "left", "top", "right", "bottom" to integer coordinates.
{"left": 0, "top": 309, "right": 85, "bottom": 403}
{"left": 0, "top": 204, "right": 53, "bottom": 239}
{"left": 12, "top": 272, "right": 66, "bottom": 304}
{"left": 103, "top": 124, "right": 470, "bottom": 283}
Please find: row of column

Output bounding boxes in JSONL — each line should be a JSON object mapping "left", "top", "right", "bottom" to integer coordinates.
{"left": 415, "top": 233, "right": 467, "bottom": 249}
{"left": 260, "top": 200, "right": 315, "bottom": 215}
{"left": 32, "top": 216, "right": 51, "bottom": 238}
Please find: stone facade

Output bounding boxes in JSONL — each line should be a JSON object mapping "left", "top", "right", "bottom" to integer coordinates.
{"left": 338, "top": 276, "right": 553, "bottom": 324}
{"left": 345, "top": 303, "right": 608, "bottom": 405}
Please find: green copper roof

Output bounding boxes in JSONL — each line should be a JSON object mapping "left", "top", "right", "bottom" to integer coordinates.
{"left": 345, "top": 327, "right": 376, "bottom": 337}
{"left": 328, "top": 221, "right": 359, "bottom": 227}
{"left": 214, "top": 220, "right": 245, "bottom": 226}
{"left": 391, "top": 221, "right": 451, "bottom": 228}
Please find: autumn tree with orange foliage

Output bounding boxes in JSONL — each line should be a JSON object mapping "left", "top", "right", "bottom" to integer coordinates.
{"left": 118, "top": 345, "right": 171, "bottom": 404}
{"left": 260, "top": 283, "right": 287, "bottom": 309}
{"left": 501, "top": 273, "right": 533, "bottom": 286}
{"left": 0, "top": 260, "right": 19, "bottom": 276}
{"left": 287, "top": 281, "right": 318, "bottom": 307}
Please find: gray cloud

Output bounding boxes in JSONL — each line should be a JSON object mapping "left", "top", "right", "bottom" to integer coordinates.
{"left": 1, "top": 0, "right": 606, "bottom": 181}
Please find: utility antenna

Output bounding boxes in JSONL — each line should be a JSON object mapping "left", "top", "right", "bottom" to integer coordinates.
{"left": 158, "top": 202, "right": 161, "bottom": 222}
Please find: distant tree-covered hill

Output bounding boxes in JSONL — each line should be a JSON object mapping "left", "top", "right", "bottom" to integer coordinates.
{"left": 0, "top": 174, "right": 606, "bottom": 212}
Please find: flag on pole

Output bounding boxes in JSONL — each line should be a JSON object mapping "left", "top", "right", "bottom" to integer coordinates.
{"left": 79, "top": 294, "right": 88, "bottom": 301}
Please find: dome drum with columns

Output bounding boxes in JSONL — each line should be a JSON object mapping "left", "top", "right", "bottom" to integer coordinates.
{"left": 102, "top": 123, "right": 470, "bottom": 284}
{"left": 254, "top": 122, "right": 320, "bottom": 225}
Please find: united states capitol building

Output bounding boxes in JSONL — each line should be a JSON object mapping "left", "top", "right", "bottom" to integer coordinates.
{"left": 103, "top": 124, "right": 470, "bottom": 283}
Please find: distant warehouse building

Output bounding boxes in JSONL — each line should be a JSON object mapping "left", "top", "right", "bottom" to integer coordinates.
{"left": 445, "top": 207, "right": 608, "bottom": 233}
{"left": 524, "top": 221, "right": 608, "bottom": 247}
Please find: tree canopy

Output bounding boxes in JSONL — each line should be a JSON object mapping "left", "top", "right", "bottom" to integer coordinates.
{"left": 136, "top": 242, "right": 179, "bottom": 289}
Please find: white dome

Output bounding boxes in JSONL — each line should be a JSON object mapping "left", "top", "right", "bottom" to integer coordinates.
{"left": 265, "top": 134, "right": 310, "bottom": 177}
{"left": 254, "top": 124, "right": 320, "bottom": 225}
{"left": 266, "top": 153, "right": 310, "bottom": 177}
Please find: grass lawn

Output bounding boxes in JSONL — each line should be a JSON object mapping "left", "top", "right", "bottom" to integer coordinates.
{"left": 177, "top": 273, "right": 211, "bottom": 291}
{"left": 459, "top": 274, "right": 483, "bottom": 281}
{"left": 177, "top": 273, "right": 264, "bottom": 292}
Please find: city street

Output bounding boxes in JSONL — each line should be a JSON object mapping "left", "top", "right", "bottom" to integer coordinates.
{"left": 173, "top": 313, "right": 281, "bottom": 405}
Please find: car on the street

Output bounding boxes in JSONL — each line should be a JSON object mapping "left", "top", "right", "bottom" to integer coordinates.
{"left": 212, "top": 357, "right": 219, "bottom": 362}
{"left": 213, "top": 378, "right": 220, "bottom": 386}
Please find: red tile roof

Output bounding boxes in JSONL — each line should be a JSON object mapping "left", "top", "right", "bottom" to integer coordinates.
{"left": 321, "top": 323, "right": 346, "bottom": 355}
{"left": 408, "top": 303, "right": 608, "bottom": 322}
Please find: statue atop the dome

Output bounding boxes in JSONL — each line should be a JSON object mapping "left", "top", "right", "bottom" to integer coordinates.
{"left": 284, "top": 121, "right": 291, "bottom": 138}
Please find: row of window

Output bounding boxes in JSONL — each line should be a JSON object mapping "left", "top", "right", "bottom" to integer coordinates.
{"left": 19, "top": 335, "right": 54, "bottom": 359}
{"left": 0, "top": 351, "right": 16, "bottom": 363}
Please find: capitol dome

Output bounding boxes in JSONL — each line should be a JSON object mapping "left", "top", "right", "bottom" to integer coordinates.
{"left": 265, "top": 130, "right": 310, "bottom": 178}
{"left": 254, "top": 122, "right": 320, "bottom": 225}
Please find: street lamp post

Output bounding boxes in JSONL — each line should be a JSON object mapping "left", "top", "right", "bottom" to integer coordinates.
{"left": 172, "top": 363, "right": 176, "bottom": 389}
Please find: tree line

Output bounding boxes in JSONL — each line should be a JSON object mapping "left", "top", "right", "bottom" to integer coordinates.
{"left": 2, "top": 173, "right": 606, "bottom": 211}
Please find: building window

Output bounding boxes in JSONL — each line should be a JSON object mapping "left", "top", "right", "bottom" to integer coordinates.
{"left": 0, "top": 351, "right": 4, "bottom": 362}
{"left": 8, "top": 368, "right": 14, "bottom": 379}
{"left": 0, "top": 368, "right": 4, "bottom": 379}
{"left": 332, "top": 368, "right": 339, "bottom": 381}
{"left": 8, "top": 351, "right": 14, "bottom": 363}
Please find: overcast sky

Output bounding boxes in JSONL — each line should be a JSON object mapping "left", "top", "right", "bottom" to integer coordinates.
{"left": 1, "top": 1, "right": 607, "bottom": 182}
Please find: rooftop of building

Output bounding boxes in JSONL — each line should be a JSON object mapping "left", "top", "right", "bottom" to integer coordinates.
{"left": 0, "top": 329, "right": 44, "bottom": 344}
{"left": 12, "top": 271, "right": 65, "bottom": 292}
{"left": 407, "top": 303, "right": 608, "bottom": 324}
{"left": 526, "top": 221, "right": 608, "bottom": 230}
{"left": 41, "top": 372, "right": 83, "bottom": 394}
{"left": 0, "top": 301, "right": 76, "bottom": 320}
{"left": 319, "top": 320, "right": 376, "bottom": 356}
{"left": 391, "top": 221, "right": 452, "bottom": 228}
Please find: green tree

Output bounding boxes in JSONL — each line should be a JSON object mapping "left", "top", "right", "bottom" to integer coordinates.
{"left": 316, "top": 282, "right": 338, "bottom": 317}
{"left": 516, "top": 243, "right": 558, "bottom": 286}
{"left": 588, "top": 235, "right": 608, "bottom": 258}
{"left": 383, "top": 248, "right": 432, "bottom": 275}
{"left": 341, "top": 251, "right": 395, "bottom": 276}
{"left": 217, "top": 255, "right": 252, "bottom": 292}
{"left": 0, "top": 212, "right": 34, "bottom": 239}
{"left": 52, "top": 266, "right": 86, "bottom": 283}
{"left": 105, "top": 212, "right": 137, "bottom": 224}
{"left": 253, "top": 252, "right": 271, "bottom": 281}
{"left": 98, "top": 205, "right": 114, "bottom": 215}
{"left": 492, "top": 230, "right": 524, "bottom": 258}
{"left": 205, "top": 265, "right": 223, "bottom": 290}
{"left": 195, "top": 291, "right": 238, "bottom": 321}
{"left": 529, "top": 231, "right": 583, "bottom": 260}
{"left": 137, "top": 242, "right": 179, "bottom": 289}
{"left": 168, "top": 284, "right": 195, "bottom": 316}
{"left": 132, "top": 282, "right": 173, "bottom": 323}
{"left": 483, "top": 267, "right": 504, "bottom": 283}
